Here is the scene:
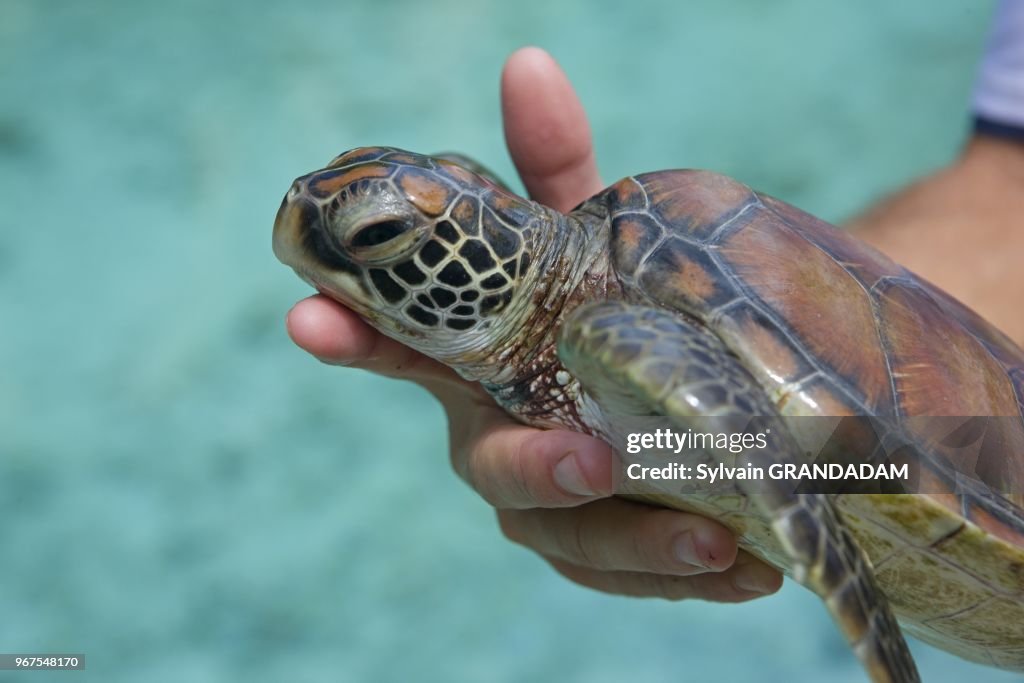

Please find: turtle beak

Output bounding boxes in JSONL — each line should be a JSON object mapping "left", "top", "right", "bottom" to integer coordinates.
{"left": 272, "top": 180, "right": 314, "bottom": 271}
{"left": 273, "top": 179, "right": 372, "bottom": 312}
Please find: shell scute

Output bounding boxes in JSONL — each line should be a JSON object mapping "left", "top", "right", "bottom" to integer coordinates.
{"left": 636, "top": 170, "right": 758, "bottom": 241}
{"left": 874, "top": 550, "right": 991, "bottom": 624}
{"left": 717, "top": 211, "right": 895, "bottom": 416}
{"left": 761, "top": 194, "right": 906, "bottom": 285}
{"left": 919, "top": 277, "right": 1024, "bottom": 375}
{"left": 637, "top": 237, "right": 735, "bottom": 315}
{"left": 605, "top": 176, "right": 648, "bottom": 211}
{"left": 610, "top": 213, "right": 664, "bottom": 280}
{"left": 931, "top": 595, "right": 1024, "bottom": 646}
{"left": 712, "top": 302, "right": 818, "bottom": 400}
{"left": 873, "top": 280, "right": 1024, "bottom": 493}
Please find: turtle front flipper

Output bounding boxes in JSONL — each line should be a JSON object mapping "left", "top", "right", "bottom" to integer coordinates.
{"left": 557, "top": 301, "right": 920, "bottom": 683}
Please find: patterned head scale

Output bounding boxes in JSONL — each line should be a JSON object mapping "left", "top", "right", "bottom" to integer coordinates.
{"left": 273, "top": 147, "right": 542, "bottom": 353}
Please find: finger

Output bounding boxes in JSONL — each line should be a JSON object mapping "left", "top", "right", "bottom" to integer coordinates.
{"left": 451, "top": 406, "right": 615, "bottom": 508}
{"left": 501, "top": 47, "right": 603, "bottom": 211}
{"left": 286, "top": 294, "right": 460, "bottom": 384}
{"left": 546, "top": 550, "right": 783, "bottom": 603}
{"left": 498, "top": 498, "right": 741, "bottom": 576}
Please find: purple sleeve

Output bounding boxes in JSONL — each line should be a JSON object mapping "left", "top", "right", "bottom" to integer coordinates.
{"left": 973, "top": 0, "right": 1024, "bottom": 137}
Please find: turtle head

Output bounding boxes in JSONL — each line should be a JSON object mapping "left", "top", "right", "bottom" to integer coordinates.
{"left": 274, "top": 147, "right": 550, "bottom": 374}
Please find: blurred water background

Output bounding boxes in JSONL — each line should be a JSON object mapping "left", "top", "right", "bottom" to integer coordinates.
{"left": 1, "top": 1, "right": 1020, "bottom": 682}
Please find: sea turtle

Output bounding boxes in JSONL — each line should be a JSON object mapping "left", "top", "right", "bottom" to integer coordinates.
{"left": 272, "top": 146, "right": 1024, "bottom": 682}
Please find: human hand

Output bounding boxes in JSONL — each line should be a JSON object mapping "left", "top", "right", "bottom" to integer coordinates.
{"left": 285, "top": 46, "right": 783, "bottom": 602}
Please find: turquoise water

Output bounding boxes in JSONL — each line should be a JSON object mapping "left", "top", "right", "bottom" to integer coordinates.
{"left": 1, "top": 1, "right": 1019, "bottom": 681}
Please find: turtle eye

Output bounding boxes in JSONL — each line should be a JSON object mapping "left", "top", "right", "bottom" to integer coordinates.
{"left": 350, "top": 220, "right": 410, "bottom": 248}
{"left": 345, "top": 217, "right": 425, "bottom": 265}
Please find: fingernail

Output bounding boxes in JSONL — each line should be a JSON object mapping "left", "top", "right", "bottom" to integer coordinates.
{"left": 671, "top": 533, "right": 708, "bottom": 569}
{"left": 553, "top": 452, "right": 594, "bottom": 496}
{"left": 315, "top": 354, "right": 353, "bottom": 367}
{"left": 733, "top": 564, "right": 781, "bottom": 594}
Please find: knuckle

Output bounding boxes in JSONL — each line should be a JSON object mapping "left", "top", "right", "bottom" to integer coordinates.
{"left": 630, "top": 524, "right": 665, "bottom": 573}
{"left": 456, "top": 439, "right": 481, "bottom": 491}
{"left": 562, "top": 512, "right": 605, "bottom": 569}
{"left": 546, "top": 557, "right": 583, "bottom": 584}
{"left": 447, "top": 411, "right": 484, "bottom": 484}
{"left": 459, "top": 424, "right": 503, "bottom": 492}
{"left": 632, "top": 513, "right": 677, "bottom": 571}
{"left": 504, "top": 435, "right": 534, "bottom": 505}
{"left": 644, "top": 574, "right": 690, "bottom": 602}
{"left": 464, "top": 425, "right": 544, "bottom": 510}
{"left": 643, "top": 511, "right": 684, "bottom": 561}
{"left": 496, "top": 510, "right": 525, "bottom": 544}
{"left": 695, "top": 574, "right": 746, "bottom": 603}
{"left": 466, "top": 428, "right": 527, "bottom": 508}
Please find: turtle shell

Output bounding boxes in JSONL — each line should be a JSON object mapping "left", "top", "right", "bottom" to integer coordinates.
{"left": 602, "top": 170, "right": 1024, "bottom": 670}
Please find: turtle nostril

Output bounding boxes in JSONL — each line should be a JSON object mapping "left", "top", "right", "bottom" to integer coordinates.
{"left": 350, "top": 220, "right": 410, "bottom": 248}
